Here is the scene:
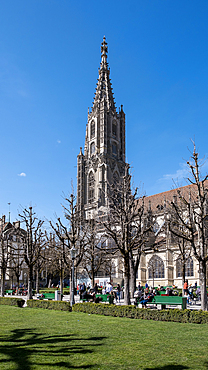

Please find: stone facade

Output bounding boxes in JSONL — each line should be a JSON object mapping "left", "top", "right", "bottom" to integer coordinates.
{"left": 0, "top": 215, "right": 26, "bottom": 288}
{"left": 77, "top": 37, "right": 127, "bottom": 221}
{"left": 138, "top": 187, "right": 204, "bottom": 288}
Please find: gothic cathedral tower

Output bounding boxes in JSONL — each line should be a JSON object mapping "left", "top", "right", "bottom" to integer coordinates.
{"left": 77, "top": 37, "right": 127, "bottom": 220}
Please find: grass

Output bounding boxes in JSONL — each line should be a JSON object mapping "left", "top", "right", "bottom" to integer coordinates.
{"left": 0, "top": 306, "right": 208, "bottom": 370}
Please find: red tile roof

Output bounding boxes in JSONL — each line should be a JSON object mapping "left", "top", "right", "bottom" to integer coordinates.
{"left": 144, "top": 180, "right": 208, "bottom": 213}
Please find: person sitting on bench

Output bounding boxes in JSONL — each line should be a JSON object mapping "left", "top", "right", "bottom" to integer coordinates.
{"left": 140, "top": 289, "right": 154, "bottom": 308}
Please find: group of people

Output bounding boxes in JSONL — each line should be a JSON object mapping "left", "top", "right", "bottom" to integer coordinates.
{"left": 183, "top": 280, "right": 200, "bottom": 304}
{"left": 134, "top": 280, "right": 201, "bottom": 307}
{"left": 134, "top": 283, "right": 157, "bottom": 308}
{"left": 77, "top": 282, "right": 122, "bottom": 303}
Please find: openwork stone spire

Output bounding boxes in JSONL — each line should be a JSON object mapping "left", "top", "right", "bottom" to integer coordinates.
{"left": 91, "top": 36, "right": 116, "bottom": 113}
{"left": 77, "top": 37, "right": 126, "bottom": 222}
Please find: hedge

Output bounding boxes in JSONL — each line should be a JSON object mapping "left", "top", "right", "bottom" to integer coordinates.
{"left": 72, "top": 302, "right": 208, "bottom": 324}
{"left": 0, "top": 297, "right": 25, "bottom": 307}
{"left": 27, "top": 299, "right": 72, "bottom": 311}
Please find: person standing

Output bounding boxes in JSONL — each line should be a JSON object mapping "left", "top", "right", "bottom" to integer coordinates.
{"left": 116, "top": 284, "right": 121, "bottom": 302}
{"left": 183, "top": 280, "right": 188, "bottom": 295}
{"left": 79, "top": 282, "right": 86, "bottom": 299}
{"left": 106, "top": 282, "right": 112, "bottom": 293}
{"left": 93, "top": 283, "right": 98, "bottom": 294}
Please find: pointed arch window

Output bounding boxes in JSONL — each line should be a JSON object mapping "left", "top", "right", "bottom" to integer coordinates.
{"left": 112, "top": 143, "right": 117, "bottom": 156}
{"left": 88, "top": 172, "right": 95, "bottom": 204}
{"left": 176, "top": 256, "right": 193, "bottom": 278}
{"left": 112, "top": 121, "right": 117, "bottom": 137}
{"left": 90, "top": 142, "right": 95, "bottom": 156}
{"left": 148, "top": 255, "right": 164, "bottom": 279}
{"left": 91, "top": 121, "right": 95, "bottom": 139}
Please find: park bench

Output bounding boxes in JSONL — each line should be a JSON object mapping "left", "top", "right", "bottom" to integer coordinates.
{"left": 95, "top": 294, "right": 114, "bottom": 304}
{"left": 5, "top": 289, "right": 14, "bottom": 295}
{"left": 37, "top": 293, "right": 55, "bottom": 300}
{"left": 137, "top": 295, "right": 187, "bottom": 310}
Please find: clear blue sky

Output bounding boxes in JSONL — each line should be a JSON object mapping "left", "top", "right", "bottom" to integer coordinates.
{"left": 1, "top": 0, "right": 208, "bottom": 224}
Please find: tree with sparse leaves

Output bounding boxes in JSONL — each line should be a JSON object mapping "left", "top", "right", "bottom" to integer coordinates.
{"left": 80, "top": 219, "right": 106, "bottom": 288}
{"left": 19, "top": 207, "right": 45, "bottom": 299}
{"left": 102, "top": 166, "right": 150, "bottom": 305}
{"left": 170, "top": 143, "right": 208, "bottom": 310}
{"left": 50, "top": 194, "right": 85, "bottom": 301}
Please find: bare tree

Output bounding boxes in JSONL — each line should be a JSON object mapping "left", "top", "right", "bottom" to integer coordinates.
{"left": 170, "top": 143, "right": 208, "bottom": 310}
{"left": 19, "top": 207, "right": 44, "bottom": 299}
{"left": 167, "top": 208, "right": 192, "bottom": 295}
{"left": 34, "top": 233, "right": 48, "bottom": 294}
{"left": 102, "top": 166, "right": 149, "bottom": 305}
{"left": 50, "top": 194, "right": 85, "bottom": 301}
{"left": 45, "top": 233, "right": 66, "bottom": 294}
{"left": 80, "top": 219, "right": 106, "bottom": 288}
{"left": 129, "top": 202, "right": 156, "bottom": 297}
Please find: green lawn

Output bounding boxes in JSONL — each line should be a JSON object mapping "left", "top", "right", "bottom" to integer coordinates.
{"left": 0, "top": 306, "right": 208, "bottom": 370}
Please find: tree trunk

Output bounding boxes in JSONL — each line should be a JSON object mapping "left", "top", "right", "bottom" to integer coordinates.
{"left": 200, "top": 260, "right": 207, "bottom": 311}
{"left": 129, "top": 258, "right": 136, "bottom": 299}
{"left": 10, "top": 275, "right": 13, "bottom": 289}
{"left": 60, "top": 268, "right": 63, "bottom": 295}
{"left": 48, "top": 274, "right": 52, "bottom": 288}
{"left": 91, "top": 268, "right": 95, "bottom": 289}
{"left": 36, "top": 269, "right": 39, "bottom": 294}
{"left": 0, "top": 268, "right": 6, "bottom": 297}
{"left": 124, "top": 258, "right": 130, "bottom": 305}
{"left": 130, "top": 254, "right": 141, "bottom": 298}
{"left": 182, "top": 261, "right": 186, "bottom": 297}
{"left": 16, "top": 273, "right": 20, "bottom": 294}
{"left": 28, "top": 266, "right": 33, "bottom": 299}
{"left": 69, "top": 267, "right": 72, "bottom": 303}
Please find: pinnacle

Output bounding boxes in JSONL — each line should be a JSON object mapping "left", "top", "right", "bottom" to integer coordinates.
{"left": 91, "top": 37, "right": 116, "bottom": 114}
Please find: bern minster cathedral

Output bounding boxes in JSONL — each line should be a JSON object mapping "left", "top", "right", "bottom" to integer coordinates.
{"left": 77, "top": 37, "right": 202, "bottom": 288}
{"left": 77, "top": 37, "right": 126, "bottom": 221}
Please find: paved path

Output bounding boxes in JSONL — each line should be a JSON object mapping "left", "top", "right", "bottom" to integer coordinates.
{"left": 6, "top": 294, "right": 202, "bottom": 310}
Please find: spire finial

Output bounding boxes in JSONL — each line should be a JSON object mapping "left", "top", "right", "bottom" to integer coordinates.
{"left": 8, "top": 202, "right": 11, "bottom": 222}
{"left": 101, "top": 36, "right": 108, "bottom": 63}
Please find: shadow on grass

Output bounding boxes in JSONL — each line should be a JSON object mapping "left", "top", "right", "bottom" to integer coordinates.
{"left": 144, "top": 366, "right": 189, "bottom": 370}
{"left": 0, "top": 328, "right": 106, "bottom": 369}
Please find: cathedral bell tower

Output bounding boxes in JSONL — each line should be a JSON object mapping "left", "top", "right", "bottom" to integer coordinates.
{"left": 77, "top": 37, "right": 127, "bottom": 220}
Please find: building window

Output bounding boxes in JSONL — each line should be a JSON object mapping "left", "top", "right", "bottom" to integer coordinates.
{"left": 112, "top": 121, "right": 117, "bottom": 137}
{"left": 148, "top": 255, "right": 164, "bottom": 279}
{"left": 90, "top": 142, "right": 95, "bottom": 156}
{"left": 176, "top": 256, "right": 194, "bottom": 278}
{"left": 88, "top": 172, "right": 94, "bottom": 204}
{"left": 91, "top": 121, "right": 95, "bottom": 139}
{"left": 112, "top": 143, "right": 117, "bottom": 156}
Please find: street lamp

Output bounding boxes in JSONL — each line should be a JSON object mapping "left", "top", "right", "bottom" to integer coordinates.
{"left": 70, "top": 245, "right": 76, "bottom": 306}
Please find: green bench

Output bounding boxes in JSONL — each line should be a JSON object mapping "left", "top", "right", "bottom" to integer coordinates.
{"left": 95, "top": 294, "right": 114, "bottom": 304}
{"left": 137, "top": 295, "right": 187, "bottom": 310}
{"left": 37, "top": 293, "right": 55, "bottom": 300}
{"left": 5, "top": 289, "right": 14, "bottom": 295}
